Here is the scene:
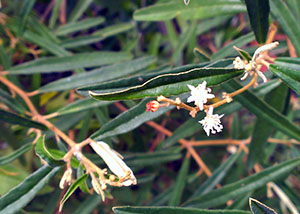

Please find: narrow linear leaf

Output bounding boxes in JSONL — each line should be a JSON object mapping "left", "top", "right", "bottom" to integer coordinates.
{"left": 38, "top": 56, "right": 156, "bottom": 93}
{"left": 0, "top": 165, "right": 60, "bottom": 214}
{"left": 270, "top": 0, "right": 300, "bottom": 56}
{"left": 35, "top": 135, "right": 65, "bottom": 167}
{"left": 59, "top": 174, "right": 89, "bottom": 212}
{"left": 23, "top": 30, "right": 70, "bottom": 57}
{"left": 222, "top": 80, "right": 300, "bottom": 141}
{"left": 88, "top": 67, "right": 243, "bottom": 101}
{"left": 189, "top": 152, "right": 243, "bottom": 200}
{"left": 61, "top": 22, "right": 135, "bottom": 48}
{"left": 275, "top": 57, "right": 300, "bottom": 70}
{"left": 245, "top": 0, "right": 270, "bottom": 43}
{"left": 183, "top": 157, "right": 300, "bottom": 208}
{"left": 56, "top": 17, "right": 105, "bottom": 36}
{"left": 248, "top": 84, "right": 288, "bottom": 169}
{"left": 269, "top": 64, "right": 300, "bottom": 94}
{"left": 113, "top": 206, "right": 251, "bottom": 214}
{"left": 133, "top": 0, "right": 246, "bottom": 21}
{"left": 212, "top": 33, "right": 255, "bottom": 60}
{"left": 169, "top": 157, "right": 190, "bottom": 206}
{"left": 249, "top": 198, "right": 278, "bottom": 214}
{"left": 18, "top": 0, "right": 35, "bottom": 35}
{"left": 91, "top": 98, "right": 176, "bottom": 140}
{"left": 0, "top": 110, "right": 47, "bottom": 130}
{"left": 56, "top": 98, "right": 112, "bottom": 116}
{"left": 68, "top": 0, "right": 93, "bottom": 22}
{"left": 0, "top": 143, "right": 33, "bottom": 166}
{"left": 7, "top": 52, "right": 132, "bottom": 74}
{"left": 0, "top": 88, "right": 26, "bottom": 113}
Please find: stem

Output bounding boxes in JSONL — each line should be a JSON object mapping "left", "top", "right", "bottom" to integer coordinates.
{"left": 0, "top": 75, "right": 76, "bottom": 147}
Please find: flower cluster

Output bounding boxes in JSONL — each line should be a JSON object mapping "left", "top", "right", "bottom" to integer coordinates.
{"left": 59, "top": 141, "right": 136, "bottom": 200}
{"left": 187, "top": 81, "right": 223, "bottom": 136}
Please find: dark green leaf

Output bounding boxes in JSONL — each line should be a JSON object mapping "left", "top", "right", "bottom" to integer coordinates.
{"left": 59, "top": 174, "right": 89, "bottom": 212}
{"left": 169, "top": 156, "right": 190, "bottom": 206}
{"left": 18, "top": 0, "right": 35, "bottom": 35}
{"left": 61, "top": 22, "right": 135, "bottom": 48}
{"left": 193, "top": 48, "right": 212, "bottom": 62}
{"left": 7, "top": 52, "right": 132, "bottom": 74}
{"left": 275, "top": 57, "right": 300, "bottom": 70}
{"left": 56, "top": 17, "right": 105, "bottom": 36}
{"left": 0, "top": 88, "right": 26, "bottom": 113}
{"left": 68, "top": 0, "right": 94, "bottom": 22}
{"left": 91, "top": 98, "right": 175, "bottom": 140}
{"left": 56, "top": 98, "right": 111, "bottom": 116}
{"left": 270, "top": 0, "right": 300, "bottom": 55}
{"left": 248, "top": 84, "right": 288, "bottom": 168}
{"left": 38, "top": 56, "right": 156, "bottom": 93}
{"left": 0, "top": 165, "right": 60, "bottom": 214}
{"left": 269, "top": 64, "right": 300, "bottom": 94}
{"left": 245, "top": 0, "right": 270, "bottom": 43}
{"left": 0, "top": 110, "right": 47, "bottom": 130}
{"left": 0, "top": 143, "right": 33, "bottom": 166}
{"left": 113, "top": 206, "right": 251, "bottom": 214}
{"left": 133, "top": 0, "right": 246, "bottom": 21}
{"left": 88, "top": 67, "right": 243, "bottom": 101}
{"left": 189, "top": 152, "right": 243, "bottom": 200}
{"left": 183, "top": 157, "right": 300, "bottom": 208}
{"left": 35, "top": 135, "right": 65, "bottom": 167}
{"left": 212, "top": 33, "right": 255, "bottom": 60}
{"left": 249, "top": 198, "right": 278, "bottom": 214}
{"left": 222, "top": 80, "right": 300, "bottom": 141}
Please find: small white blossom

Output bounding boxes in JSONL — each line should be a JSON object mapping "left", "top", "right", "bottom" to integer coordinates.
{"left": 90, "top": 141, "right": 137, "bottom": 186}
{"left": 233, "top": 57, "right": 247, "bottom": 70}
{"left": 59, "top": 167, "right": 72, "bottom": 189}
{"left": 199, "top": 106, "right": 224, "bottom": 136}
{"left": 187, "top": 81, "right": 215, "bottom": 111}
{"left": 184, "top": 0, "right": 190, "bottom": 5}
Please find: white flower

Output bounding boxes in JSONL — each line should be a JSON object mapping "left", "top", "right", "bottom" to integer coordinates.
{"left": 90, "top": 141, "right": 137, "bottom": 186}
{"left": 233, "top": 57, "right": 247, "bottom": 70}
{"left": 187, "top": 81, "right": 215, "bottom": 110}
{"left": 199, "top": 106, "right": 224, "bottom": 136}
{"left": 59, "top": 167, "right": 72, "bottom": 189}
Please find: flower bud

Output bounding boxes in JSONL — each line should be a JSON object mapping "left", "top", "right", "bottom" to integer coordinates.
{"left": 146, "top": 100, "right": 160, "bottom": 112}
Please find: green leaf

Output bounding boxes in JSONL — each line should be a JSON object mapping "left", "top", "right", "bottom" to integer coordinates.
{"left": 169, "top": 157, "right": 190, "bottom": 206}
{"left": 248, "top": 84, "right": 289, "bottom": 168}
{"left": 249, "top": 198, "right": 278, "bottom": 214}
{"left": 56, "top": 17, "right": 105, "bottom": 36}
{"left": 23, "top": 30, "right": 70, "bottom": 57}
{"left": 18, "top": 0, "right": 35, "bottom": 35}
{"left": 124, "top": 149, "right": 182, "bottom": 170}
{"left": 68, "top": 0, "right": 94, "bottom": 22}
{"left": 7, "top": 52, "right": 132, "bottom": 74}
{"left": 49, "top": 0, "right": 62, "bottom": 28}
{"left": 77, "top": 164, "right": 90, "bottom": 193}
{"left": 269, "top": 64, "right": 300, "bottom": 94}
{"left": 38, "top": 56, "right": 156, "bottom": 93}
{"left": 189, "top": 152, "right": 243, "bottom": 200}
{"left": 0, "top": 143, "right": 33, "bottom": 166}
{"left": 275, "top": 57, "right": 300, "bottom": 70}
{"left": 270, "top": 0, "right": 300, "bottom": 55}
{"left": 0, "top": 165, "right": 60, "bottom": 214}
{"left": 74, "top": 194, "right": 103, "bottom": 214}
{"left": 245, "top": 0, "right": 270, "bottom": 43}
{"left": 222, "top": 80, "right": 300, "bottom": 141}
{"left": 35, "top": 135, "right": 65, "bottom": 167}
{"left": 61, "top": 22, "right": 135, "bottom": 48}
{"left": 88, "top": 67, "right": 243, "bottom": 101}
{"left": 91, "top": 98, "right": 175, "bottom": 140}
{"left": 133, "top": 0, "right": 246, "bottom": 21}
{"left": 113, "top": 206, "right": 251, "bottom": 214}
{"left": 212, "top": 33, "right": 255, "bottom": 60}
{"left": 183, "top": 157, "right": 300, "bottom": 208}
{"left": 0, "top": 88, "right": 26, "bottom": 113}
{"left": 0, "top": 110, "right": 47, "bottom": 130}
{"left": 56, "top": 98, "right": 111, "bottom": 116}
{"left": 59, "top": 174, "right": 89, "bottom": 212}
{"left": 193, "top": 48, "right": 212, "bottom": 62}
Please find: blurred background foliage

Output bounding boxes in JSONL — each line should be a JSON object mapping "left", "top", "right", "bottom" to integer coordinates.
{"left": 0, "top": 0, "right": 300, "bottom": 214}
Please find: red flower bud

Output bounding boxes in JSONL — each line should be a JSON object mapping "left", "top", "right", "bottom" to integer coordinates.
{"left": 146, "top": 101, "right": 160, "bottom": 112}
